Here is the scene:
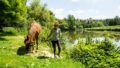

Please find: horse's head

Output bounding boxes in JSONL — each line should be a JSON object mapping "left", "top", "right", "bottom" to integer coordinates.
{"left": 24, "top": 35, "right": 33, "bottom": 47}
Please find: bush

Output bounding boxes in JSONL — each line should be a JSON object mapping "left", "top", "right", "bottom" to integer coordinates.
{"left": 69, "top": 37, "right": 120, "bottom": 68}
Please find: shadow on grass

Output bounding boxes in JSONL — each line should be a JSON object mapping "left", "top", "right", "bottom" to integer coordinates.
{"left": 0, "top": 31, "right": 16, "bottom": 41}
{"left": 17, "top": 46, "right": 27, "bottom": 56}
{"left": 37, "top": 56, "right": 50, "bottom": 59}
{"left": 0, "top": 31, "right": 16, "bottom": 36}
{"left": 0, "top": 37, "right": 7, "bottom": 41}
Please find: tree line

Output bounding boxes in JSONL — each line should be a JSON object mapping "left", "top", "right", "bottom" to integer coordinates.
{"left": 0, "top": 0, "right": 120, "bottom": 31}
{"left": 0, "top": 0, "right": 56, "bottom": 31}
{"left": 58, "top": 15, "right": 120, "bottom": 30}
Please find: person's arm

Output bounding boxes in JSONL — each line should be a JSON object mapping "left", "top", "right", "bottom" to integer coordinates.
{"left": 59, "top": 28, "right": 61, "bottom": 40}
{"left": 46, "top": 29, "right": 52, "bottom": 40}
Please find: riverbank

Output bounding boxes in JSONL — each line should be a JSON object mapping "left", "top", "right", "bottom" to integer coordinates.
{"left": 85, "top": 25, "right": 120, "bottom": 31}
{"left": 0, "top": 27, "right": 120, "bottom": 68}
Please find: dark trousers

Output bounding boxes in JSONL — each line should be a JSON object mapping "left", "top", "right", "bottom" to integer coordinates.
{"left": 51, "top": 40, "right": 61, "bottom": 57}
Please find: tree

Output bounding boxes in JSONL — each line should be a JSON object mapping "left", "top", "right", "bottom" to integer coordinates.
{"left": 83, "top": 18, "right": 93, "bottom": 28}
{"left": 75, "top": 19, "right": 83, "bottom": 29}
{"left": 114, "top": 16, "right": 120, "bottom": 25}
{"left": 0, "top": 0, "right": 27, "bottom": 31}
{"left": 27, "top": 0, "right": 56, "bottom": 27}
{"left": 67, "top": 15, "right": 76, "bottom": 30}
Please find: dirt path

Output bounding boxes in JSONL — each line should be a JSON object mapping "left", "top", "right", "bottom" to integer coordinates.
{"left": 32, "top": 48, "right": 54, "bottom": 58}
{"left": 24, "top": 45, "right": 54, "bottom": 58}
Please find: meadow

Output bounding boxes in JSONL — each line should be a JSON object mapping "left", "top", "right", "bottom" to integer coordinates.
{"left": 0, "top": 27, "right": 120, "bottom": 68}
{"left": 0, "top": 28, "right": 84, "bottom": 68}
{"left": 0, "top": 0, "right": 120, "bottom": 68}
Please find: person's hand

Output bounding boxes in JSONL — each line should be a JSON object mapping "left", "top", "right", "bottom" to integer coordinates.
{"left": 45, "top": 38, "right": 48, "bottom": 41}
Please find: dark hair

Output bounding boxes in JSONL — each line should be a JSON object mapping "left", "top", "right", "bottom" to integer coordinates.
{"left": 54, "top": 22, "right": 59, "bottom": 27}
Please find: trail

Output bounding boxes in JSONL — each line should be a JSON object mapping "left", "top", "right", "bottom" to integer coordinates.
{"left": 26, "top": 45, "right": 54, "bottom": 58}
{"left": 28, "top": 47, "right": 54, "bottom": 58}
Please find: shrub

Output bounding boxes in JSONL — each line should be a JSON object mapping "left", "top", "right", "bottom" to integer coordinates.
{"left": 85, "top": 36, "right": 93, "bottom": 45}
{"left": 69, "top": 37, "right": 120, "bottom": 68}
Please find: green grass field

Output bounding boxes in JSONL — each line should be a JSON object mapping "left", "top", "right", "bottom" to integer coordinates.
{"left": 86, "top": 25, "right": 120, "bottom": 31}
{"left": 0, "top": 35, "right": 84, "bottom": 68}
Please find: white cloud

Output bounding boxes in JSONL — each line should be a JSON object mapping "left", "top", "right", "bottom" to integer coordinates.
{"left": 68, "top": 9, "right": 101, "bottom": 19}
{"left": 50, "top": 8, "right": 64, "bottom": 14}
{"left": 49, "top": 8, "right": 65, "bottom": 19}
{"left": 118, "top": 5, "right": 120, "bottom": 10}
{"left": 67, "top": 9, "right": 117, "bottom": 19}
{"left": 71, "top": 0, "right": 80, "bottom": 2}
{"left": 49, "top": 8, "right": 116, "bottom": 19}
{"left": 91, "top": 0, "right": 104, "bottom": 3}
{"left": 69, "top": 10, "right": 84, "bottom": 15}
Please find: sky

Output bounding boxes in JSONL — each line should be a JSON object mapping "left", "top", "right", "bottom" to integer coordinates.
{"left": 38, "top": 0, "right": 120, "bottom": 19}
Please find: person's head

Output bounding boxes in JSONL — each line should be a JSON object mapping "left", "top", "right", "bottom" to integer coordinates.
{"left": 53, "top": 22, "right": 59, "bottom": 29}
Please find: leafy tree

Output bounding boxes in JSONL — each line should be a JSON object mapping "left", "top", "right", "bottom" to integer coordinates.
{"left": 0, "top": 0, "right": 27, "bottom": 31}
{"left": 27, "top": 0, "right": 56, "bottom": 27}
{"left": 58, "top": 18, "right": 68, "bottom": 30}
{"left": 75, "top": 19, "right": 83, "bottom": 29}
{"left": 67, "top": 15, "right": 76, "bottom": 30}
{"left": 96, "top": 21, "right": 104, "bottom": 27}
{"left": 114, "top": 16, "right": 120, "bottom": 25}
{"left": 83, "top": 18, "right": 93, "bottom": 28}
{"left": 104, "top": 16, "right": 120, "bottom": 26}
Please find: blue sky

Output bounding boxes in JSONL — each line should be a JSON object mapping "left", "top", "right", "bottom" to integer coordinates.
{"left": 34, "top": 0, "right": 120, "bottom": 19}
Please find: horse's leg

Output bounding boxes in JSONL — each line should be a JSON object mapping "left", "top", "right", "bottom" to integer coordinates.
{"left": 36, "top": 33, "right": 39, "bottom": 51}
{"left": 32, "top": 43, "right": 34, "bottom": 53}
{"left": 25, "top": 45, "right": 29, "bottom": 53}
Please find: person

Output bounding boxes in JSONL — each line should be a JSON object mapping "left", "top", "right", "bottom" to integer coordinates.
{"left": 46, "top": 22, "right": 61, "bottom": 58}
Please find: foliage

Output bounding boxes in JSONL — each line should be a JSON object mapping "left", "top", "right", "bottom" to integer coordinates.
{"left": 27, "top": 0, "right": 56, "bottom": 27}
{"left": 58, "top": 15, "right": 84, "bottom": 30}
{"left": 59, "top": 16, "right": 105, "bottom": 30}
{"left": 86, "top": 25, "right": 120, "bottom": 31}
{"left": 82, "top": 18, "right": 104, "bottom": 28}
{"left": 85, "top": 36, "right": 93, "bottom": 45}
{"left": 0, "top": 0, "right": 27, "bottom": 29}
{"left": 105, "top": 16, "right": 120, "bottom": 26}
{"left": 69, "top": 37, "right": 120, "bottom": 68}
{"left": 67, "top": 15, "right": 76, "bottom": 30}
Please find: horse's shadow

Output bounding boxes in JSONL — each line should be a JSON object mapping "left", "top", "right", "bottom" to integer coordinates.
{"left": 0, "top": 37, "right": 7, "bottom": 41}
{"left": 17, "top": 46, "right": 27, "bottom": 55}
{"left": 37, "top": 56, "right": 50, "bottom": 59}
{"left": 17, "top": 46, "right": 51, "bottom": 60}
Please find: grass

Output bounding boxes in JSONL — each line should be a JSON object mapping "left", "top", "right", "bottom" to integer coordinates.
{"left": 0, "top": 34, "right": 84, "bottom": 68}
{"left": 86, "top": 25, "right": 120, "bottom": 31}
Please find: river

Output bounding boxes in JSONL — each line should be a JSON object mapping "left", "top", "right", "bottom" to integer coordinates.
{"left": 61, "top": 31, "right": 120, "bottom": 47}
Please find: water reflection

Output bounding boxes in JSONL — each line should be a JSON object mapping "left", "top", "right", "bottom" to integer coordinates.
{"left": 61, "top": 31, "right": 120, "bottom": 47}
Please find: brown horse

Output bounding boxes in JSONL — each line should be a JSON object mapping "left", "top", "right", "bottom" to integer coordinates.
{"left": 24, "top": 21, "right": 41, "bottom": 53}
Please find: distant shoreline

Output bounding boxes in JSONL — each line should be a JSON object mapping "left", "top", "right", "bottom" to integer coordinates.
{"left": 85, "top": 25, "right": 120, "bottom": 31}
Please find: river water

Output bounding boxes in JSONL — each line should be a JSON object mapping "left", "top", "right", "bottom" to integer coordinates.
{"left": 61, "top": 31, "right": 120, "bottom": 47}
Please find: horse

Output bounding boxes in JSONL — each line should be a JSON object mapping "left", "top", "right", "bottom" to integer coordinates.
{"left": 24, "top": 20, "right": 41, "bottom": 53}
